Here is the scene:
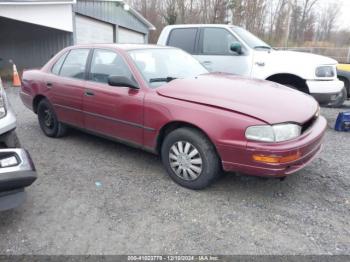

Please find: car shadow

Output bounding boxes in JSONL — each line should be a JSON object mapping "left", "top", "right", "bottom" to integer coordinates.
{"left": 65, "top": 127, "right": 305, "bottom": 200}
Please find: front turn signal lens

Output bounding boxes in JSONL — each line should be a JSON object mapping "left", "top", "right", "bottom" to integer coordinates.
{"left": 253, "top": 152, "right": 301, "bottom": 164}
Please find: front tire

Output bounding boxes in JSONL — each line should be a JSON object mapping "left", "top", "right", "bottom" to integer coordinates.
{"left": 37, "top": 99, "right": 67, "bottom": 138}
{"left": 161, "top": 127, "right": 221, "bottom": 190}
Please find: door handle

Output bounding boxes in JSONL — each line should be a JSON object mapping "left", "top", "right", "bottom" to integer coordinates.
{"left": 202, "top": 61, "right": 212, "bottom": 65}
{"left": 85, "top": 90, "right": 95, "bottom": 97}
{"left": 255, "top": 62, "right": 266, "bottom": 67}
{"left": 46, "top": 82, "right": 53, "bottom": 89}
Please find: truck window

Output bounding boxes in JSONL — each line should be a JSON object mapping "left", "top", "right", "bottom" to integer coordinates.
{"left": 167, "top": 28, "right": 198, "bottom": 54}
{"left": 201, "top": 28, "right": 238, "bottom": 55}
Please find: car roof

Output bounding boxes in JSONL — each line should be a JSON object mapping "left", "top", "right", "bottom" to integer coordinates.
{"left": 70, "top": 44, "right": 173, "bottom": 51}
{"left": 164, "top": 24, "right": 238, "bottom": 29}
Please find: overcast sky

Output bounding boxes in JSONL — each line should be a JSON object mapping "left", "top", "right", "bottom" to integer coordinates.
{"left": 321, "top": 0, "right": 350, "bottom": 30}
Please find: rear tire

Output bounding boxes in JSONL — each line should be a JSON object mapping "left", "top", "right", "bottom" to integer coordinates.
{"left": 37, "top": 99, "right": 67, "bottom": 138}
{"left": 161, "top": 127, "right": 221, "bottom": 190}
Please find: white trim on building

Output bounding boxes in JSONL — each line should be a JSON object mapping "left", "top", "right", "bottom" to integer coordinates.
{"left": 0, "top": 1, "right": 76, "bottom": 5}
{"left": 0, "top": 4, "right": 74, "bottom": 31}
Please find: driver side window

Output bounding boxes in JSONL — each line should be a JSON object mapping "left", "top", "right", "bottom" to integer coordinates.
{"left": 90, "top": 49, "right": 133, "bottom": 84}
{"left": 201, "top": 28, "right": 240, "bottom": 55}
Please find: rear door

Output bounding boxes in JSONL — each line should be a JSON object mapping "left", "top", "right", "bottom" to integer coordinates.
{"left": 83, "top": 48, "right": 144, "bottom": 145}
{"left": 46, "top": 48, "right": 90, "bottom": 127}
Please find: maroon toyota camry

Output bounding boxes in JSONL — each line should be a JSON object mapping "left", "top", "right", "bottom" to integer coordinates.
{"left": 20, "top": 44, "right": 327, "bottom": 189}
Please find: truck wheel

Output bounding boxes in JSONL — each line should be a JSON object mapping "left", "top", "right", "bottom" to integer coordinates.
{"left": 161, "top": 127, "right": 221, "bottom": 190}
{"left": 38, "top": 99, "right": 67, "bottom": 138}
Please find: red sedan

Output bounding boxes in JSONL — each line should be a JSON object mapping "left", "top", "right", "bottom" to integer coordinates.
{"left": 20, "top": 44, "right": 327, "bottom": 189}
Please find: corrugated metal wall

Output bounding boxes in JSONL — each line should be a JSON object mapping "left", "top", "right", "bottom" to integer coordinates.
{"left": 73, "top": 0, "right": 149, "bottom": 35}
{"left": 0, "top": 17, "right": 73, "bottom": 79}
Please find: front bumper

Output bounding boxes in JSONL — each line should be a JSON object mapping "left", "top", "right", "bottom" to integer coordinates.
{"left": 307, "top": 80, "right": 344, "bottom": 105}
{"left": 219, "top": 116, "right": 327, "bottom": 177}
{"left": 0, "top": 149, "right": 37, "bottom": 211}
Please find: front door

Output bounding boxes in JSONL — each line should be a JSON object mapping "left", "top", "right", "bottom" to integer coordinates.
{"left": 83, "top": 48, "right": 144, "bottom": 145}
{"left": 195, "top": 27, "right": 252, "bottom": 76}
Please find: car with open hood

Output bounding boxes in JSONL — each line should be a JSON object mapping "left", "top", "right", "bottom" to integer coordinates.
{"left": 20, "top": 44, "right": 326, "bottom": 189}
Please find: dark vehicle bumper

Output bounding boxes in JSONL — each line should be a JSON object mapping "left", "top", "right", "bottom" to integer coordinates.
{"left": 311, "top": 90, "right": 345, "bottom": 106}
{"left": 0, "top": 149, "right": 37, "bottom": 211}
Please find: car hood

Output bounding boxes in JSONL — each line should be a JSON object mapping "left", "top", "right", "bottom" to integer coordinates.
{"left": 271, "top": 50, "right": 337, "bottom": 65}
{"left": 156, "top": 73, "right": 318, "bottom": 125}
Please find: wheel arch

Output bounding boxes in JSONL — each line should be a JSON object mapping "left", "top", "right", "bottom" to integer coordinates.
{"left": 32, "top": 95, "right": 47, "bottom": 114}
{"left": 266, "top": 73, "right": 309, "bottom": 94}
{"left": 156, "top": 121, "right": 220, "bottom": 158}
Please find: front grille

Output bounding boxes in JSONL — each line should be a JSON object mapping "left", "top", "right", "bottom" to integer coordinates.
{"left": 302, "top": 115, "right": 318, "bottom": 133}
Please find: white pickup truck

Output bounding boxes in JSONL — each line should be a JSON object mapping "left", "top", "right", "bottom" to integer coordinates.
{"left": 158, "top": 24, "right": 346, "bottom": 107}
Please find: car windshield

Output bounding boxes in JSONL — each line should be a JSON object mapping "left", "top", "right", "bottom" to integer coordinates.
{"left": 128, "top": 48, "right": 208, "bottom": 87}
{"left": 231, "top": 26, "right": 271, "bottom": 50}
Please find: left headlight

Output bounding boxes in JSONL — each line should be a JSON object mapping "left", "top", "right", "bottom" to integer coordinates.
{"left": 316, "top": 66, "right": 335, "bottom": 78}
{"left": 0, "top": 88, "right": 7, "bottom": 119}
{"left": 246, "top": 123, "right": 302, "bottom": 143}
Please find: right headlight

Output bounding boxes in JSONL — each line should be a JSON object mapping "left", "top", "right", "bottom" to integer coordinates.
{"left": 245, "top": 123, "right": 302, "bottom": 143}
{"left": 0, "top": 88, "right": 7, "bottom": 119}
{"left": 315, "top": 66, "right": 335, "bottom": 78}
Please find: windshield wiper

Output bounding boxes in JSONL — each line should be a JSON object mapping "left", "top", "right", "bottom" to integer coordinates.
{"left": 150, "top": 77, "right": 177, "bottom": 83}
{"left": 254, "top": 46, "right": 272, "bottom": 50}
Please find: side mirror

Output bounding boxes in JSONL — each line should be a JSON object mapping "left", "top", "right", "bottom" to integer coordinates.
{"left": 230, "top": 42, "right": 243, "bottom": 55}
{"left": 108, "top": 76, "right": 139, "bottom": 89}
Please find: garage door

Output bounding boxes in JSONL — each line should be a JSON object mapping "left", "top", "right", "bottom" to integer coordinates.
{"left": 118, "top": 27, "right": 145, "bottom": 44}
{"left": 75, "top": 15, "right": 114, "bottom": 44}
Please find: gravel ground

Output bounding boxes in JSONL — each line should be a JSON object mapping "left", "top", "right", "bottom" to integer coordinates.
{"left": 0, "top": 87, "right": 349, "bottom": 255}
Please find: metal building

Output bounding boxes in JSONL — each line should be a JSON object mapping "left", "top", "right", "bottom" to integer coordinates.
{"left": 0, "top": 0, "right": 155, "bottom": 79}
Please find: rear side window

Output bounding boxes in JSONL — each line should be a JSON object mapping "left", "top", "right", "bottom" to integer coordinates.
{"left": 60, "top": 49, "right": 90, "bottom": 79}
{"left": 89, "top": 49, "right": 132, "bottom": 84}
{"left": 167, "top": 28, "right": 197, "bottom": 54}
{"left": 201, "top": 28, "right": 239, "bottom": 55}
{"left": 51, "top": 52, "right": 68, "bottom": 75}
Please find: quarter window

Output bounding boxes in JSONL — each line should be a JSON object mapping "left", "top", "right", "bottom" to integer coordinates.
{"left": 90, "top": 49, "right": 132, "bottom": 84}
{"left": 202, "top": 28, "right": 239, "bottom": 55}
{"left": 167, "top": 28, "right": 198, "bottom": 54}
{"left": 60, "top": 49, "right": 90, "bottom": 79}
{"left": 51, "top": 52, "right": 68, "bottom": 75}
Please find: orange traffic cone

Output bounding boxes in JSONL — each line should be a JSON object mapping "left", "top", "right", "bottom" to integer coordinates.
{"left": 12, "top": 64, "right": 21, "bottom": 87}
